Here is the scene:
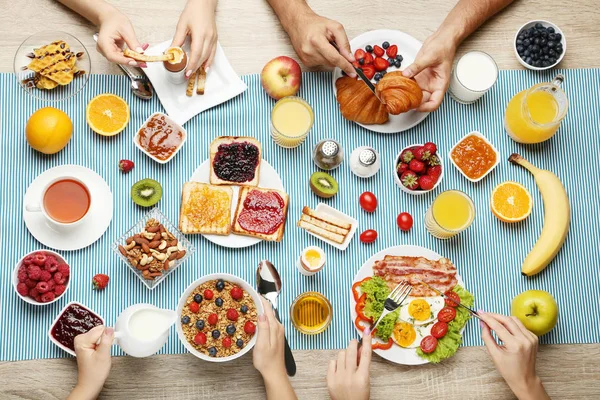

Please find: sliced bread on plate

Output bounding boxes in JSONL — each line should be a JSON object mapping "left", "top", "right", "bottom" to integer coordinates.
{"left": 209, "top": 136, "right": 262, "bottom": 186}
{"left": 232, "top": 187, "right": 289, "bottom": 242}
{"left": 179, "top": 182, "right": 233, "bottom": 235}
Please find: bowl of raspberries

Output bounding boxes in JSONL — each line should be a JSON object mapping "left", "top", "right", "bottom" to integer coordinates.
{"left": 13, "top": 250, "right": 70, "bottom": 305}
{"left": 394, "top": 142, "right": 443, "bottom": 195}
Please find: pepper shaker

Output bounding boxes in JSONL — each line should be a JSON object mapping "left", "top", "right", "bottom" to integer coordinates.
{"left": 313, "top": 139, "right": 344, "bottom": 170}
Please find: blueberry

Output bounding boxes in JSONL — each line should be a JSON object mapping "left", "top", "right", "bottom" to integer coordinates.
{"left": 381, "top": 70, "right": 387, "bottom": 76}
{"left": 181, "top": 316, "right": 190, "bottom": 324}
{"left": 524, "top": 50, "right": 530, "bottom": 57}
{"left": 374, "top": 73, "right": 382, "bottom": 81}
{"left": 556, "top": 45, "right": 563, "bottom": 54}
{"left": 549, "top": 57, "right": 557, "bottom": 64}
{"left": 523, "top": 30, "right": 531, "bottom": 38}
{"left": 240, "top": 305, "right": 249, "bottom": 314}
{"left": 547, "top": 41, "right": 555, "bottom": 49}
{"left": 549, "top": 49, "right": 556, "bottom": 57}
{"left": 194, "top": 294, "right": 203, "bottom": 303}
{"left": 533, "top": 38, "right": 539, "bottom": 45}
{"left": 517, "top": 45, "right": 524, "bottom": 53}
{"left": 540, "top": 30, "right": 548, "bottom": 38}
{"left": 365, "top": 45, "right": 373, "bottom": 53}
{"left": 226, "top": 324, "right": 236, "bottom": 335}
{"left": 544, "top": 55, "right": 550, "bottom": 60}
{"left": 555, "top": 33, "right": 562, "bottom": 42}
{"left": 539, "top": 38, "right": 547, "bottom": 46}
{"left": 215, "top": 297, "right": 223, "bottom": 307}
{"left": 523, "top": 39, "right": 530, "bottom": 47}
{"left": 212, "top": 329, "right": 220, "bottom": 339}
{"left": 535, "top": 22, "right": 543, "bottom": 29}
{"left": 532, "top": 45, "right": 540, "bottom": 53}
{"left": 394, "top": 60, "right": 402, "bottom": 68}
{"left": 382, "top": 41, "right": 390, "bottom": 49}
{"left": 547, "top": 26, "right": 555, "bottom": 34}
{"left": 525, "top": 57, "right": 532, "bottom": 64}
{"left": 542, "top": 60, "right": 550, "bottom": 67}
{"left": 216, "top": 279, "right": 225, "bottom": 292}
{"left": 388, "top": 57, "right": 395, "bottom": 63}
{"left": 208, "top": 347, "right": 217, "bottom": 357}
{"left": 236, "top": 339, "right": 244, "bottom": 348}
{"left": 196, "top": 320, "right": 205, "bottom": 330}
{"left": 396, "top": 55, "right": 404, "bottom": 62}
{"left": 548, "top": 33, "right": 556, "bottom": 41}
{"left": 358, "top": 58, "right": 364, "bottom": 65}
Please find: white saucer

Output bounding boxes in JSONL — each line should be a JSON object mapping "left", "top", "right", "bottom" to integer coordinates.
{"left": 190, "top": 159, "right": 284, "bottom": 248}
{"left": 23, "top": 165, "right": 113, "bottom": 251}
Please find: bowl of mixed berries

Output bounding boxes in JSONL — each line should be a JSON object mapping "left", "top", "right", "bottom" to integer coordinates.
{"left": 351, "top": 40, "right": 404, "bottom": 82}
{"left": 13, "top": 250, "right": 70, "bottom": 305}
{"left": 394, "top": 142, "right": 443, "bottom": 195}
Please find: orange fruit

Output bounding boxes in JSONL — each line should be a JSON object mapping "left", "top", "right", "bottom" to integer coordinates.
{"left": 491, "top": 181, "right": 533, "bottom": 223}
{"left": 26, "top": 107, "right": 73, "bottom": 154}
{"left": 86, "top": 94, "right": 130, "bottom": 136}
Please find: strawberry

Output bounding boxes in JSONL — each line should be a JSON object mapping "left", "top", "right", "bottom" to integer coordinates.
{"left": 423, "top": 142, "right": 438, "bottom": 155}
{"left": 428, "top": 165, "right": 442, "bottom": 180}
{"left": 244, "top": 321, "right": 256, "bottom": 335}
{"left": 194, "top": 332, "right": 207, "bottom": 345}
{"left": 373, "top": 45, "right": 384, "bottom": 57}
{"left": 412, "top": 146, "right": 430, "bottom": 161}
{"left": 400, "top": 148, "right": 415, "bottom": 163}
{"left": 409, "top": 159, "right": 426, "bottom": 174}
{"left": 386, "top": 44, "right": 398, "bottom": 58}
{"left": 230, "top": 286, "right": 243, "bottom": 300}
{"left": 401, "top": 171, "right": 419, "bottom": 190}
{"left": 428, "top": 154, "right": 441, "bottom": 167}
{"left": 363, "top": 52, "right": 374, "bottom": 65}
{"left": 92, "top": 273, "right": 109, "bottom": 290}
{"left": 360, "top": 65, "right": 375, "bottom": 80}
{"left": 188, "top": 302, "right": 200, "bottom": 313}
{"left": 352, "top": 61, "right": 361, "bottom": 69}
{"left": 419, "top": 175, "right": 436, "bottom": 191}
{"left": 397, "top": 162, "right": 409, "bottom": 175}
{"left": 354, "top": 49, "right": 366, "bottom": 61}
{"left": 226, "top": 308, "right": 239, "bottom": 321}
{"left": 203, "top": 289, "right": 214, "bottom": 300}
{"left": 208, "top": 313, "right": 218, "bottom": 325}
{"left": 119, "top": 160, "right": 134, "bottom": 173}
{"left": 222, "top": 337, "right": 232, "bottom": 348}
{"left": 373, "top": 57, "right": 390, "bottom": 72}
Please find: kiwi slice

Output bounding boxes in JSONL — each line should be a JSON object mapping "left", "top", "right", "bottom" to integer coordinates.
{"left": 310, "top": 172, "right": 338, "bottom": 199}
{"left": 131, "top": 178, "right": 163, "bottom": 207}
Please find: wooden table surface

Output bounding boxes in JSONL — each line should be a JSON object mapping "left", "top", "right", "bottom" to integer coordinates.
{"left": 1, "top": 0, "right": 599, "bottom": 399}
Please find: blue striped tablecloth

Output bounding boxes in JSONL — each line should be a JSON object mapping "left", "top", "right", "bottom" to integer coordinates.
{"left": 0, "top": 70, "right": 598, "bottom": 361}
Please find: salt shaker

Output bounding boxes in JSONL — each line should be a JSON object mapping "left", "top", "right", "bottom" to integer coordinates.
{"left": 350, "top": 146, "right": 380, "bottom": 178}
{"left": 313, "top": 139, "right": 344, "bottom": 170}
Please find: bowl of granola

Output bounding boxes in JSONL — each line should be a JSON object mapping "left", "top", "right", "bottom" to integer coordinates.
{"left": 176, "top": 274, "right": 263, "bottom": 362}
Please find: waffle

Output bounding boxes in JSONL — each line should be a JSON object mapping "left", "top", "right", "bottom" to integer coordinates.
{"left": 26, "top": 40, "right": 80, "bottom": 90}
{"left": 34, "top": 74, "right": 59, "bottom": 90}
{"left": 28, "top": 41, "right": 71, "bottom": 72}
{"left": 179, "top": 182, "right": 232, "bottom": 235}
{"left": 39, "top": 60, "right": 74, "bottom": 85}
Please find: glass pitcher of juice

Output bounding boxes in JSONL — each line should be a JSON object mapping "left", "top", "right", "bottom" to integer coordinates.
{"left": 504, "top": 75, "right": 568, "bottom": 144}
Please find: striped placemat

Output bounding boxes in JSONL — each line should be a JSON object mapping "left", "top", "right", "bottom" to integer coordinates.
{"left": 0, "top": 69, "right": 598, "bottom": 361}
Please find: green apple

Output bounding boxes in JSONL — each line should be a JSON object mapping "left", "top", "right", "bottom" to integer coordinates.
{"left": 511, "top": 290, "right": 558, "bottom": 336}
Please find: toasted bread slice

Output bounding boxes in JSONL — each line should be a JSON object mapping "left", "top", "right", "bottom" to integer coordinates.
{"left": 297, "top": 220, "right": 346, "bottom": 244}
{"left": 186, "top": 70, "right": 196, "bottom": 97}
{"left": 123, "top": 48, "right": 173, "bottom": 62}
{"left": 232, "top": 187, "right": 289, "bottom": 242}
{"left": 299, "top": 214, "right": 350, "bottom": 236}
{"left": 301, "top": 206, "right": 352, "bottom": 230}
{"left": 179, "top": 182, "right": 232, "bottom": 235}
{"left": 209, "top": 136, "right": 262, "bottom": 186}
{"left": 196, "top": 67, "right": 206, "bottom": 95}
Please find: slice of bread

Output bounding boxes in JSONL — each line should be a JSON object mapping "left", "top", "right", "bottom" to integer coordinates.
{"left": 232, "top": 187, "right": 289, "bottom": 242}
{"left": 298, "top": 219, "right": 346, "bottom": 244}
{"left": 299, "top": 214, "right": 350, "bottom": 236}
{"left": 179, "top": 182, "right": 233, "bottom": 235}
{"left": 300, "top": 206, "right": 352, "bottom": 230}
{"left": 209, "top": 136, "right": 262, "bottom": 186}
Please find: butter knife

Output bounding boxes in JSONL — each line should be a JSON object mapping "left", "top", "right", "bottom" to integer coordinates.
{"left": 330, "top": 42, "right": 382, "bottom": 102}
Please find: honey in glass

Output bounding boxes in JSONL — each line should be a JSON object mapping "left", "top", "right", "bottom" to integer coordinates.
{"left": 290, "top": 292, "right": 332, "bottom": 334}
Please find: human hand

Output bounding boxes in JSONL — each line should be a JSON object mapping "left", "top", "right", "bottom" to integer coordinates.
{"left": 97, "top": 9, "right": 147, "bottom": 67}
{"left": 172, "top": 0, "right": 218, "bottom": 78}
{"left": 402, "top": 31, "right": 457, "bottom": 112}
{"left": 326, "top": 330, "right": 372, "bottom": 400}
{"left": 68, "top": 325, "right": 114, "bottom": 400}
{"left": 480, "top": 312, "right": 550, "bottom": 400}
{"left": 285, "top": 9, "right": 356, "bottom": 77}
{"left": 253, "top": 297, "right": 287, "bottom": 379}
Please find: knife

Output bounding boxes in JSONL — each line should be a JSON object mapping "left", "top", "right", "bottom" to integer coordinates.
{"left": 417, "top": 280, "right": 480, "bottom": 320}
{"left": 330, "top": 42, "right": 382, "bottom": 102}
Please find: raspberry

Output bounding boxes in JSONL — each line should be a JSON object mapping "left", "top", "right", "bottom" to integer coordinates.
{"left": 35, "top": 295, "right": 42, "bottom": 303}
{"left": 54, "top": 285, "right": 66, "bottom": 296}
{"left": 230, "top": 286, "right": 243, "bottom": 301}
{"left": 41, "top": 292, "right": 56, "bottom": 303}
{"left": 16, "top": 283, "right": 29, "bottom": 296}
{"left": 40, "top": 271, "right": 52, "bottom": 282}
{"left": 36, "top": 281, "right": 50, "bottom": 294}
{"left": 57, "top": 263, "right": 70, "bottom": 276}
{"left": 188, "top": 302, "right": 200, "bottom": 313}
{"left": 27, "top": 265, "right": 42, "bottom": 280}
{"left": 226, "top": 308, "right": 239, "bottom": 321}
{"left": 244, "top": 321, "right": 256, "bottom": 335}
{"left": 25, "top": 279, "right": 37, "bottom": 288}
{"left": 33, "top": 253, "right": 47, "bottom": 267}
{"left": 44, "top": 257, "right": 59, "bottom": 272}
{"left": 28, "top": 287, "right": 39, "bottom": 298}
{"left": 222, "top": 337, "right": 232, "bottom": 348}
{"left": 17, "top": 270, "right": 28, "bottom": 282}
{"left": 207, "top": 313, "right": 218, "bottom": 326}
{"left": 53, "top": 272, "right": 66, "bottom": 285}
{"left": 22, "top": 255, "right": 35, "bottom": 266}
{"left": 203, "top": 289, "right": 214, "bottom": 300}
{"left": 194, "top": 332, "right": 207, "bottom": 345}
{"left": 47, "top": 279, "right": 56, "bottom": 291}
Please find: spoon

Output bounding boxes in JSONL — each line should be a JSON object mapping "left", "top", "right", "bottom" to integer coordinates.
{"left": 257, "top": 260, "right": 297, "bottom": 376}
{"left": 92, "top": 34, "right": 153, "bottom": 100}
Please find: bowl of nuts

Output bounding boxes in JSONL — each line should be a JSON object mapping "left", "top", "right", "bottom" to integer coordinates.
{"left": 112, "top": 208, "right": 195, "bottom": 290}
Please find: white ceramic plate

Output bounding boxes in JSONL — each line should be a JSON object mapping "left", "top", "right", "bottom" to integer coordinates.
{"left": 23, "top": 165, "right": 113, "bottom": 251}
{"left": 302, "top": 203, "right": 358, "bottom": 251}
{"left": 12, "top": 250, "right": 70, "bottom": 306}
{"left": 189, "top": 159, "right": 285, "bottom": 248}
{"left": 332, "top": 29, "right": 429, "bottom": 134}
{"left": 350, "top": 245, "right": 465, "bottom": 365}
{"left": 144, "top": 41, "right": 247, "bottom": 126}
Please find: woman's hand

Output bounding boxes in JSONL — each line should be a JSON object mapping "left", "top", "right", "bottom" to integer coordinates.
{"left": 171, "top": 0, "right": 218, "bottom": 78}
{"left": 67, "top": 325, "right": 114, "bottom": 400}
{"left": 479, "top": 312, "right": 550, "bottom": 400}
{"left": 97, "top": 8, "right": 147, "bottom": 67}
{"left": 326, "top": 330, "right": 372, "bottom": 400}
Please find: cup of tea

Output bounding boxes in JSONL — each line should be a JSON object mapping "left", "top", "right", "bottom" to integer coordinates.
{"left": 26, "top": 176, "right": 92, "bottom": 229}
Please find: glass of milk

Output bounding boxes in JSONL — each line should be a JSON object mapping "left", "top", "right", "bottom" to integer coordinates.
{"left": 448, "top": 51, "right": 498, "bottom": 104}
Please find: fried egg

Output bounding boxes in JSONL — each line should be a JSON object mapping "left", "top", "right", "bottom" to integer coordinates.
{"left": 398, "top": 296, "right": 445, "bottom": 326}
{"left": 392, "top": 321, "right": 433, "bottom": 348}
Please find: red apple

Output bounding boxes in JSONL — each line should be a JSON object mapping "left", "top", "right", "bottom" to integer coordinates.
{"left": 260, "top": 56, "right": 301, "bottom": 100}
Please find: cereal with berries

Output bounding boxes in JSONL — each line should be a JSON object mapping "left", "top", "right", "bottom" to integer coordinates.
{"left": 180, "top": 279, "right": 257, "bottom": 357}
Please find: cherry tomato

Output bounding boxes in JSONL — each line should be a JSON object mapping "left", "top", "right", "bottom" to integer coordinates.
{"left": 437, "top": 306, "right": 457, "bottom": 323}
{"left": 420, "top": 335, "right": 438, "bottom": 354}
{"left": 359, "top": 191, "right": 378, "bottom": 212}
{"left": 431, "top": 321, "right": 449, "bottom": 339}
{"left": 444, "top": 291, "right": 461, "bottom": 307}
{"left": 396, "top": 212, "right": 413, "bottom": 231}
{"left": 360, "top": 229, "right": 378, "bottom": 243}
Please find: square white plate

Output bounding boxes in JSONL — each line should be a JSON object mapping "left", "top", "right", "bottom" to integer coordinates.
{"left": 448, "top": 130, "right": 501, "bottom": 183}
{"left": 143, "top": 41, "right": 247, "bottom": 126}
{"left": 304, "top": 203, "right": 358, "bottom": 251}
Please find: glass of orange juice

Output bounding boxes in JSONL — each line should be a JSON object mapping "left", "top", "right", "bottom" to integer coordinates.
{"left": 270, "top": 96, "right": 314, "bottom": 148}
{"left": 425, "top": 190, "right": 475, "bottom": 239}
{"left": 504, "top": 75, "right": 568, "bottom": 144}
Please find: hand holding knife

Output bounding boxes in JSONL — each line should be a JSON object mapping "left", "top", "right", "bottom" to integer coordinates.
{"left": 330, "top": 41, "right": 383, "bottom": 103}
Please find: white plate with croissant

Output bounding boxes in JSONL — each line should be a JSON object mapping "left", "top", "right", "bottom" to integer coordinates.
{"left": 332, "top": 29, "right": 429, "bottom": 134}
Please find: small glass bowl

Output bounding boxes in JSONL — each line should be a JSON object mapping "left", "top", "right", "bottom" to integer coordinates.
{"left": 290, "top": 291, "right": 333, "bottom": 335}
{"left": 112, "top": 208, "right": 195, "bottom": 290}
{"left": 14, "top": 31, "right": 91, "bottom": 102}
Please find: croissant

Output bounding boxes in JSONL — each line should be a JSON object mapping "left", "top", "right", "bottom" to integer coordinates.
{"left": 375, "top": 71, "right": 423, "bottom": 115}
{"left": 335, "top": 76, "right": 389, "bottom": 125}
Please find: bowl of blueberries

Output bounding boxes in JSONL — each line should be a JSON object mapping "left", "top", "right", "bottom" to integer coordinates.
{"left": 514, "top": 20, "right": 566, "bottom": 70}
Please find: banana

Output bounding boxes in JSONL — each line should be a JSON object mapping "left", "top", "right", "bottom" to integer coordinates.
{"left": 509, "top": 153, "right": 570, "bottom": 276}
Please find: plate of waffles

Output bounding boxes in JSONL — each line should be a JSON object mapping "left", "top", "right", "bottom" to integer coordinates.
{"left": 14, "top": 31, "right": 90, "bottom": 102}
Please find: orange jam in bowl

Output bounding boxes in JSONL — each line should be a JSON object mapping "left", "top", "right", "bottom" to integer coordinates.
{"left": 450, "top": 133, "right": 498, "bottom": 181}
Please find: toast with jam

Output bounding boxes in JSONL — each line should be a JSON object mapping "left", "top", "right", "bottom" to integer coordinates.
{"left": 210, "top": 136, "right": 262, "bottom": 187}
{"left": 232, "top": 187, "right": 289, "bottom": 242}
{"left": 179, "top": 182, "right": 233, "bottom": 235}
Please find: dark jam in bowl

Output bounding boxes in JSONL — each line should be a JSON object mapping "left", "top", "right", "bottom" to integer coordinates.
{"left": 51, "top": 304, "right": 103, "bottom": 351}
{"left": 213, "top": 142, "right": 260, "bottom": 183}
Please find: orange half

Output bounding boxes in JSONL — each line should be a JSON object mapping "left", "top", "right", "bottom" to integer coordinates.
{"left": 491, "top": 181, "right": 533, "bottom": 223}
{"left": 86, "top": 94, "right": 130, "bottom": 136}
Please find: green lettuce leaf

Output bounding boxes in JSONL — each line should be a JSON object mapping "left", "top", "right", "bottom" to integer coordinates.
{"left": 359, "top": 277, "right": 398, "bottom": 341}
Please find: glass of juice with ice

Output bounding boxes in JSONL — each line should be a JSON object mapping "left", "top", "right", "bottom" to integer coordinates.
{"left": 504, "top": 75, "right": 568, "bottom": 144}
{"left": 425, "top": 190, "right": 475, "bottom": 239}
{"left": 270, "top": 96, "right": 314, "bottom": 148}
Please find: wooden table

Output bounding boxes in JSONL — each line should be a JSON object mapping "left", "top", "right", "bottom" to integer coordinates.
{"left": 1, "top": 1, "right": 599, "bottom": 399}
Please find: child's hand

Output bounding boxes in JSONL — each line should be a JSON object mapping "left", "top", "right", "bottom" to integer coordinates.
{"left": 172, "top": 0, "right": 218, "bottom": 78}
{"left": 97, "top": 9, "right": 147, "bottom": 67}
{"left": 67, "top": 325, "right": 114, "bottom": 400}
{"left": 253, "top": 297, "right": 287, "bottom": 379}
{"left": 327, "top": 332, "right": 372, "bottom": 400}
